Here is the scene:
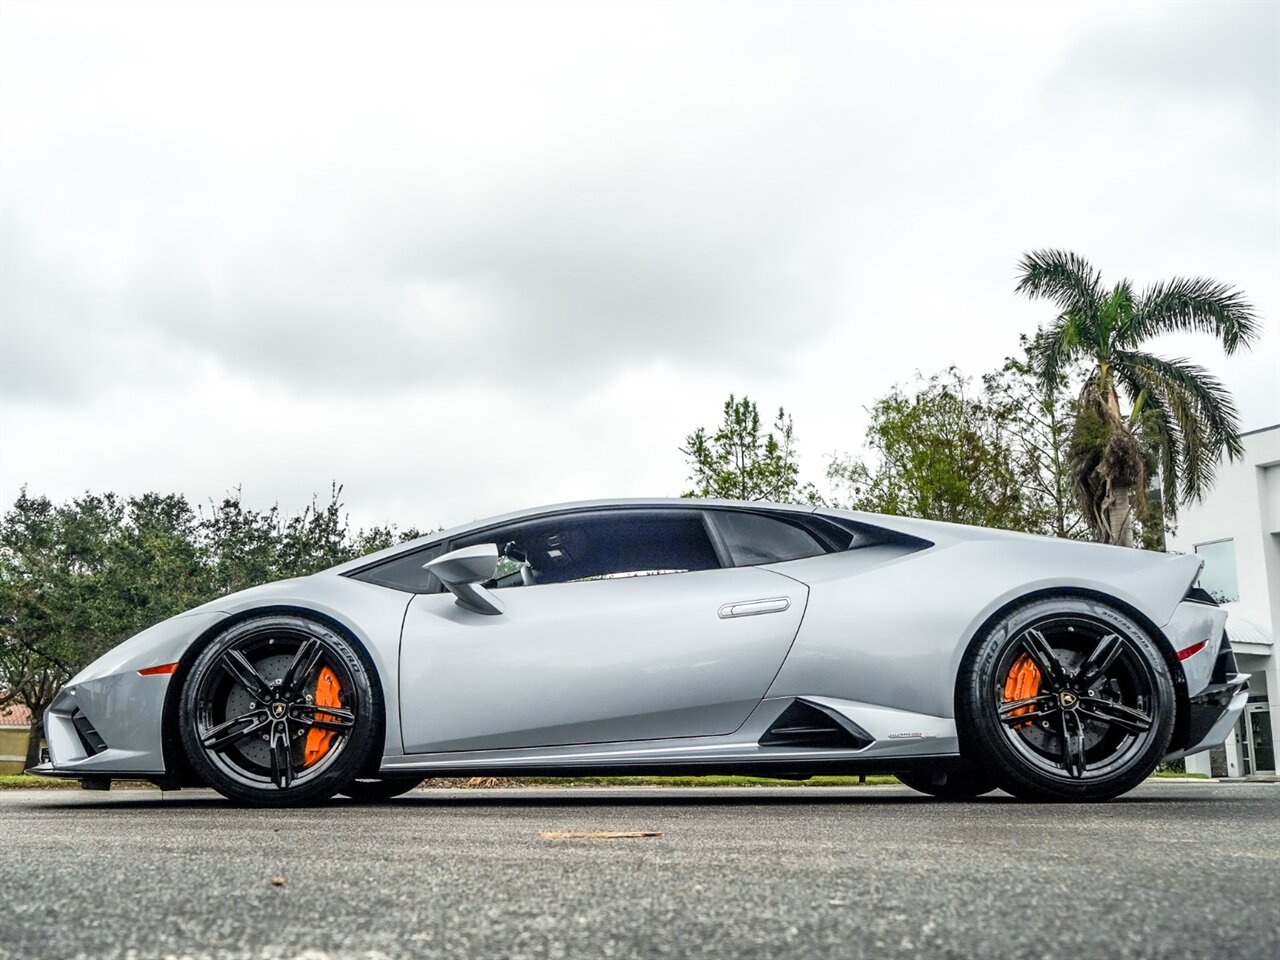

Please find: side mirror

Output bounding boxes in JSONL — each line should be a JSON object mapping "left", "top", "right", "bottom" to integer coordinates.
{"left": 425, "top": 544, "right": 504, "bottom": 616}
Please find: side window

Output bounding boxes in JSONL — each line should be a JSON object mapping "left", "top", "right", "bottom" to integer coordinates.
{"left": 347, "top": 544, "right": 445, "bottom": 593}
{"left": 450, "top": 510, "right": 722, "bottom": 588}
{"left": 713, "top": 511, "right": 827, "bottom": 566}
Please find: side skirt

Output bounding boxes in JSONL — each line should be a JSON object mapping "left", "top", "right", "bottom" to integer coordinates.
{"left": 378, "top": 696, "right": 960, "bottom": 779}
{"left": 377, "top": 754, "right": 964, "bottom": 780}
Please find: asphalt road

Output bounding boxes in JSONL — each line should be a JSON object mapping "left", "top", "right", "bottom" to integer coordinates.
{"left": 1, "top": 781, "right": 1277, "bottom": 960}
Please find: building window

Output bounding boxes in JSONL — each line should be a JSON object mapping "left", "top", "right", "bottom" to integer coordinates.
{"left": 1194, "top": 539, "right": 1240, "bottom": 603}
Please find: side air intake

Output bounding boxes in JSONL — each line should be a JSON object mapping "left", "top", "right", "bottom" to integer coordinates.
{"left": 759, "top": 700, "right": 873, "bottom": 750}
{"left": 70, "top": 709, "right": 107, "bottom": 757}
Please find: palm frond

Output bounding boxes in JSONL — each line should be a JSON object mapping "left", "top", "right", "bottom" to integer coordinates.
{"left": 1146, "top": 397, "right": 1180, "bottom": 510}
{"left": 1111, "top": 365, "right": 1181, "bottom": 513}
{"left": 1133, "top": 277, "right": 1259, "bottom": 354}
{"left": 1114, "top": 351, "right": 1243, "bottom": 456}
{"left": 1112, "top": 351, "right": 1244, "bottom": 506}
{"left": 1028, "top": 315, "right": 1076, "bottom": 386}
{"left": 1105, "top": 279, "right": 1139, "bottom": 347}
{"left": 1160, "top": 380, "right": 1212, "bottom": 507}
{"left": 1015, "top": 249, "right": 1103, "bottom": 314}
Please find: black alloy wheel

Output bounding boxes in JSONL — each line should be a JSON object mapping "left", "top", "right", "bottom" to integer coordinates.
{"left": 179, "top": 615, "right": 379, "bottom": 806}
{"left": 959, "top": 596, "right": 1175, "bottom": 801}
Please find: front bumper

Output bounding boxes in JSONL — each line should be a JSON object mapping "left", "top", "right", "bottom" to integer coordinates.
{"left": 33, "top": 669, "right": 172, "bottom": 777}
{"left": 28, "top": 610, "right": 228, "bottom": 781}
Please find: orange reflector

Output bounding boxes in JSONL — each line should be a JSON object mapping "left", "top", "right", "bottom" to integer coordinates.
{"left": 1002, "top": 653, "right": 1041, "bottom": 728}
{"left": 138, "top": 662, "right": 179, "bottom": 676}
{"left": 303, "top": 666, "right": 342, "bottom": 767}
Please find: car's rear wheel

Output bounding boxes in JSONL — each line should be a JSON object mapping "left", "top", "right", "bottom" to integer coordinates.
{"left": 341, "top": 776, "right": 422, "bottom": 802}
{"left": 958, "top": 596, "right": 1175, "bottom": 802}
{"left": 896, "top": 760, "right": 999, "bottom": 799}
{"left": 179, "top": 614, "right": 379, "bottom": 806}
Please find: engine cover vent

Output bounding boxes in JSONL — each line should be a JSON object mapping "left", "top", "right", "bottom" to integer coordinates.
{"left": 759, "top": 700, "right": 873, "bottom": 750}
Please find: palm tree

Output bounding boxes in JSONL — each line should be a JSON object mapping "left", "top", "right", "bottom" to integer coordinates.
{"left": 1016, "top": 250, "right": 1257, "bottom": 546}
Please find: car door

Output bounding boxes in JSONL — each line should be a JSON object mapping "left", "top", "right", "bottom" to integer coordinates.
{"left": 397, "top": 508, "right": 809, "bottom": 754}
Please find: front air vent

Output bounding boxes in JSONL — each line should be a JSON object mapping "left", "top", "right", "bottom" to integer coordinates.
{"left": 759, "top": 700, "right": 873, "bottom": 750}
{"left": 70, "top": 709, "right": 107, "bottom": 756}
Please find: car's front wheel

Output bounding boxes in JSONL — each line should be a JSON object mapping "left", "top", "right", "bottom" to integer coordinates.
{"left": 958, "top": 596, "right": 1175, "bottom": 802}
{"left": 179, "top": 614, "right": 379, "bottom": 806}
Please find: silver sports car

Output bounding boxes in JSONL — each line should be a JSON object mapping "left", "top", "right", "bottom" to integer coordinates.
{"left": 31, "top": 498, "right": 1247, "bottom": 804}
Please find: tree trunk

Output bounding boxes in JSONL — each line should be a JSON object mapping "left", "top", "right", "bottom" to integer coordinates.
{"left": 24, "top": 710, "right": 45, "bottom": 770}
{"left": 1091, "top": 373, "right": 1139, "bottom": 547}
{"left": 1100, "top": 484, "right": 1134, "bottom": 547}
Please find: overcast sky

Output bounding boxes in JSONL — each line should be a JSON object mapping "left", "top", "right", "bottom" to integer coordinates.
{"left": 2, "top": 0, "right": 1277, "bottom": 532}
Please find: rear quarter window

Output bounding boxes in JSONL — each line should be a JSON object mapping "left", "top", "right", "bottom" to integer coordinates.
{"left": 712, "top": 511, "right": 828, "bottom": 566}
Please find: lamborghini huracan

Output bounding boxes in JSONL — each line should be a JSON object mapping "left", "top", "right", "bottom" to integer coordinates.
{"left": 31, "top": 498, "right": 1247, "bottom": 804}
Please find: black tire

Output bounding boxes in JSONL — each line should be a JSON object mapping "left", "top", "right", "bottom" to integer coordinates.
{"left": 341, "top": 776, "right": 422, "bottom": 802}
{"left": 896, "top": 761, "right": 999, "bottom": 799}
{"left": 179, "top": 614, "right": 380, "bottom": 807}
{"left": 958, "top": 595, "right": 1176, "bottom": 802}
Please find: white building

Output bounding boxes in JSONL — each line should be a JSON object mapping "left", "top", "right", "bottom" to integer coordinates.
{"left": 1166, "top": 423, "right": 1279, "bottom": 777}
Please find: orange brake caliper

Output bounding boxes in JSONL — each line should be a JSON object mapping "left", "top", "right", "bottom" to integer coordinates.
{"left": 303, "top": 667, "right": 342, "bottom": 767}
{"left": 1002, "top": 654, "right": 1042, "bottom": 729}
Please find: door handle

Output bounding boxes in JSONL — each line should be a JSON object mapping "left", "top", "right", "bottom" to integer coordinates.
{"left": 718, "top": 597, "right": 791, "bottom": 619}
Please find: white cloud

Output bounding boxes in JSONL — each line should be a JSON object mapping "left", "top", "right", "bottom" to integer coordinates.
{"left": 1, "top": 0, "right": 1276, "bottom": 530}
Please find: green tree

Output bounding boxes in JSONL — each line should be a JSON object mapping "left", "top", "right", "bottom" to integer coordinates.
{"left": 681, "top": 395, "right": 820, "bottom": 502}
{"left": 1017, "top": 249, "right": 1257, "bottom": 545}
{"left": 195, "top": 483, "right": 421, "bottom": 593}
{"left": 353, "top": 522, "right": 425, "bottom": 555}
{"left": 0, "top": 490, "right": 207, "bottom": 768}
{"left": 982, "top": 341, "right": 1084, "bottom": 539}
{"left": 197, "top": 488, "right": 284, "bottom": 597}
{"left": 828, "top": 368, "right": 1038, "bottom": 530}
{"left": 0, "top": 492, "right": 65, "bottom": 769}
{"left": 0, "top": 483, "right": 423, "bottom": 766}
{"left": 277, "top": 484, "right": 367, "bottom": 577}
{"left": 113, "top": 492, "right": 209, "bottom": 625}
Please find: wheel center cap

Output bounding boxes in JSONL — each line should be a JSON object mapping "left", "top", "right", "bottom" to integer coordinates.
{"left": 271, "top": 702, "right": 287, "bottom": 719}
{"left": 1059, "top": 691, "right": 1079, "bottom": 709}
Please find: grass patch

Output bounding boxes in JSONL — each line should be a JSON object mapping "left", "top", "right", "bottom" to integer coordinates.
{"left": 1150, "top": 770, "right": 1210, "bottom": 779}
{"left": 0, "top": 774, "right": 158, "bottom": 791}
{"left": 0, "top": 774, "right": 78, "bottom": 790}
